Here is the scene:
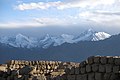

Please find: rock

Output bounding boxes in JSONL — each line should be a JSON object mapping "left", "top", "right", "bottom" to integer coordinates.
{"left": 108, "top": 57, "right": 114, "bottom": 64}
{"left": 46, "top": 75, "right": 51, "bottom": 80}
{"left": 19, "top": 66, "right": 33, "bottom": 75}
{"left": 2, "top": 72, "right": 8, "bottom": 78}
{"left": 100, "top": 57, "right": 107, "bottom": 64}
{"left": 87, "top": 56, "right": 94, "bottom": 64}
{"left": 92, "top": 64, "right": 99, "bottom": 72}
{"left": 88, "top": 73, "right": 94, "bottom": 80}
{"left": 32, "top": 61, "right": 35, "bottom": 65}
{"left": 29, "top": 61, "right": 32, "bottom": 65}
{"left": 7, "top": 76, "right": 11, "bottom": 80}
{"left": 0, "top": 65, "right": 6, "bottom": 72}
{"left": 14, "top": 76, "right": 18, "bottom": 80}
{"left": 18, "top": 75, "right": 22, "bottom": 78}
{"left": 110, "top": 73, "right": 118, "bottom": 80}
{"left": 10, "top": 60, "right": 15, "bottom": 65}
{"left": 113, "top": 66, "right": 119, "bottom": 73}
{"left": 59, "top": 63, "right": 65, "bottom": 69}
{"left": 70, "top": 67, "right": 75, "bottom": 75}
{"left": 115, "top": 58, "right": 120, "bottom": 65}
{"left": 75, "top": 63, "right": 80, "bottom": 67}
{"left": 80, "top": 67, "right": 86, "bottom": 74}
{"left": 0, "top": 71, "right": 4, "bottom": 77}
{"left": 60, "top": 74, "right": 67, "bottom": 80}
{"left": 49, "top": 61, "right": 53, "bottom": 65}
{"left": 80, "top": 61, "right": 87, "bottom": 67}
{"left": 15, "top": 64, "right": 19, "bottom": 69}
{"left": 24, "top": 75, "right": 29, "bottom": 80}
{"left": 75, "top": 67, "right": 80, "bottom": 74}
{"left": 19, "top": 65, "right": 24, "bottom": 69}
{"left": 94, "top": 56, "right": 100, "bottom": 64}
{"left": 67, "top": 75, "right": 76, "bottom": 80}
{"left": 21, "top": 60, "right": 25, "bottom": 65}
{"left": 54, "top": 75, "right": 61, "bottom": 80}
{"left": 105, "top": 64, "right": 112, "bottom": 73}
{"left": 14, "top": 60, "right": 19, "bottom": 65}
{"left": 36, "top": 61, "right": 39, "bottom": 65}
{"left": 18, "top": 60, "right": 22, "bottom": 65}
{"left": 47, "top": 65, "right": 51, "bottom": 70}
{"left": 76, "top": 75, "right": 82, "bottom": 80}
{"left": 28, "top": 78, "right": 33, "bottom": 80}
{"left": 82, "top": 74, "right": 87, "bottom": 80}
{"left": 1, "top": 56, "right": 120, "bottom": 80}
{"left": 95, "top": 73, "right": 103, "bottom": 80}
{"left": 86, "top": 65, "right": 91, "bottom": 73}
{"left": 99, "top": 65, "right": 105, "bottom": 72}
{"left": 0, "top": 77, "right": 6, "bottom": 80}
{"left": 11, "top": 70, "right": 19, "bottom": 76}
{"left": 25, "top": 61, "right": 29, "bottom": 65}
{"left": 104, "top": 73, "right": 111, "bottom": 80}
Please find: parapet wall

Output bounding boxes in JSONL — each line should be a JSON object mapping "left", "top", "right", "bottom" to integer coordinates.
{"left": 0, "top": 56, "right": 120, "bottom": 80}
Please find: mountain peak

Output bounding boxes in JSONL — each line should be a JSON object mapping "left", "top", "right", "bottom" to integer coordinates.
{"left": 61, "top": 34, "right": 74, "bottom": 39}
{"left": 0, "top": 30, "right": 111, "bottom": 49}
{"left": 46, "top": 34, "right": 51, "bottom": 37}
{"left": 15, "top": 33, "right": 29, "bottom": 42}
{"left": 88, "top": 28, "right": 94, "bottom": 32}
{"left": 85, "top": 28, "right": 95, "bottom": 34}
{"left": 92, "top": 32, "right": 111, "bottom": 41}
{"left": 16, "top": 33, "right": 25, "bottom": 37}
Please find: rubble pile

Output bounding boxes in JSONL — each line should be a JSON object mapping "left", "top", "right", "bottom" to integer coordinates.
{"left": 0, "top": 56, "right": 120, "bottom": 80}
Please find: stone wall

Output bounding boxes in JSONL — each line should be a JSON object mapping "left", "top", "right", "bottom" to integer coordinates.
{"left": 0, "top": 56, "right": 120, "bottom": 80}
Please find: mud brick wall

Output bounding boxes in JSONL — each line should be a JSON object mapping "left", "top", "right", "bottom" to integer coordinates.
{"left": 0, "top": 56, "right": 120, "bottom": 80}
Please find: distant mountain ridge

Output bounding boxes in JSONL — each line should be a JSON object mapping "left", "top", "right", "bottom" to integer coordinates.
{"left": 0, "top": 33, "right": 120, "bottom": 63}
{"left": 0, "top": 29, "right": 111, "bottom": 49}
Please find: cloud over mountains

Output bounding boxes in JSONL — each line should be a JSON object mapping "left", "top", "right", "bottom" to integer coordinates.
{"left": 13, "top": 0, "right": 120, "bottom": 27}
{"left": 0, "top": 0, "right": 120, "bottom": 33}
{"left": 16, "top": 0, "right": 118, "bottom": 10}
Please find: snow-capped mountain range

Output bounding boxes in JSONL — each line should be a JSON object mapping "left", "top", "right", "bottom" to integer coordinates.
{"left": 0, "top": 29, "right": 111, "bottom": 49}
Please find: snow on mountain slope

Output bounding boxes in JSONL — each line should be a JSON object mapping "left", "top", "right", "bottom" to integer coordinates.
{"left": 92, "top": 32, "right": 111, "bottom": 41}
{"left": 0, "top": 29, "right": 111, "bottom": 49}
{"left": 74, "top": 29, "right": 111, "bottom": 42}
{"left": 0, "top": 34, "right": 38, "bottom": 48}
{"left": 40, "top": 34, "right": 55, "bottom": 48}
{"left": 51, "top": 34, "right": 74, "bottom": 47}
{"left": 15, "top": 34, "right": 38, "bottom": 48}
{"left": 74, "top": 29, "right": 95, "bottom": 42}
{"left": 39, "top": 34, "right": 74, "bottom": 48}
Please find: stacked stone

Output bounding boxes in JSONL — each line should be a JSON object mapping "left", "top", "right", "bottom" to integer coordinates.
{"left": 1, "top": 56, "right": 120, "bottom": 80}
{"left": 64, "top": 56, "right": 120, "bottom": 80}
{"left": 6, "top": 60, "right": 62, "bottom": 74}
{"left": 0, "top": 60, "right": 68, "bottom": 80}
{"left": 46, "top": 62, "right": 79, "bottom": 80}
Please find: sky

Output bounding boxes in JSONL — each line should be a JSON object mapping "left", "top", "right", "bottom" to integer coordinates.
{"left": 0, "top": 0, "right": 120, "bottom": 36}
